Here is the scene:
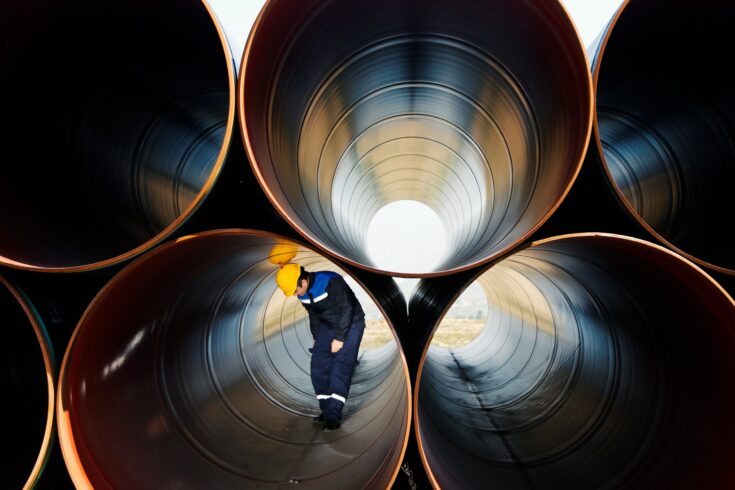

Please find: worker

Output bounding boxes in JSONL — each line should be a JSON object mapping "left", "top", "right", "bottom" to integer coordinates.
{"left": 276, "top": 263, "right": 366, "bottom": 431}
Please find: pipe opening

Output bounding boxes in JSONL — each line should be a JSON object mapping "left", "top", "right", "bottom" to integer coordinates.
{"left": 347, "top": 274, "right": 396, "bottom": 351}
{"left": 366, "top": 200, "right": 447, "bottom": 275}
{"left": 58, "top": 231, "right": 410, "bottom": 489}
{"left": 241, "top": 0, "right": 592, "bottom": 276}
{"left": 0, "top": 0, "right": 234, "bottom": 270}
{"left": 416, "top": 234, "right": 735, "bottom": 488}
{"left": 1, "top": 276, "right": 54, "bottom": 489}
{"left": 430, "top": 282, "right": 487, "bottom": 349}
{"left": 595, "top": 0, "right": 735, "bottom": 272}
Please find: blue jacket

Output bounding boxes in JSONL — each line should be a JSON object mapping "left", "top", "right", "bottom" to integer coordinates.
{"left": 298, "top": 271, "right": 365, "bottom": 341}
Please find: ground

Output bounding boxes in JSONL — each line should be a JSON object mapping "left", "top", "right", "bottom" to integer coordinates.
{"left": 361, "top": 318, "right": 485, "bottom": 350}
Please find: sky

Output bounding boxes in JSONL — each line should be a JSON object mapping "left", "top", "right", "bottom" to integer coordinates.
{"left": 208, "top": 0, "right": 625, "bottom": 282}
{"left": 208, "top": 0, "right": 625, "bottom": 61}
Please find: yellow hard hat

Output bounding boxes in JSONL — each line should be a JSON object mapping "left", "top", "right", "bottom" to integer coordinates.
{"left": 268, "top": 243, "right": 298, "bottom": 265}
{"left": 276, "top": 263, "right": 301, "bottom": 296}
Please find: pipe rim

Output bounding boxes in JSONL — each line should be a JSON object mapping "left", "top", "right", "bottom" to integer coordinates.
{"left": 413, "top": 231, "right": 734, "bottom": 488}
{"left": 1, "top": 275, "right": 56, "bottom": 490}
{"left": 238, "top": 0, "right": 595, "bottom": 278}
{"left": 0, "top": 0, "right": 236, "bottom": 273}
{"left": 591, "top": 0, "right": 734, "bottom": 276}
{"left": 56, "top": 228, "right": 412, "bottom": 489}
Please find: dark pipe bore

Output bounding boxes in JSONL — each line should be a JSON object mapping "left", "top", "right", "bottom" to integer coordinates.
{"left": 0, "top": 0, "right": 235, "bottom": 271}
{"left": 593, "top": 0, "right": 735, "bottom": 273}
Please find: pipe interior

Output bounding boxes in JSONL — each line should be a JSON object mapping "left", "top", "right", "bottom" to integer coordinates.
{"left": 242, "top": 0, "right": 590, "bottom": 274}
{"left": 0, "top": 0, "right": 232, "bottom": 270}
{"left": 596, "top": 0, "right": 735, "bottom": 271}
{"left": 418, "top": 236, "right": 735, "bottom": 488}
{"left": 59, "top": 232, "right": 409, "bottom": 489}
{"left": 1, "top": 278, "right": 52, "bottom": 489}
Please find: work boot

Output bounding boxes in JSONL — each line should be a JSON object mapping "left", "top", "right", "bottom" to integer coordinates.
{"left": 323, "top": 420, "right": 341, "bottom": 432}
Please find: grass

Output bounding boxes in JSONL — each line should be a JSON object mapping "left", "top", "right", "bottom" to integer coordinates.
{"left": 361, "top": 319, "right": 394, "bottom": 349}
{"left": 431, "top": 318, "right": 485, "bottom": 348}
{"left": 359, "top": 318, "right": 486, "bottom": 350}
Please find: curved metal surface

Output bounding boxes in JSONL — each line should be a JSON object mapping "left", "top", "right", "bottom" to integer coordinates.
{"left": 592, "top": 0, "right": 735, "bottom": 274}
{"left": 0, "top": 0, "right": 235, "bottom": 271}
{"left": 414, "top": 234, "right": 735, "bottom": 488}
{"left": 57, "top": 230, "right": 411, "bottom": 489}
{"left": 1, "top": 275, "right": 56, "bottom": 489}
{"left": 239, "top": 0, "right": 592, "bottom": 277}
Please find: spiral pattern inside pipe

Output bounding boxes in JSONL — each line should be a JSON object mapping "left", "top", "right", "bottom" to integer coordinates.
{"left": 594, "top": 0, "right": 735, "bottom": 273}
{"left": 240, "top": 0, "right": 592, "bottom": 276}
{"left": 1, "top": 276, "right": 55, "bottom": 489}
{"left": 57, "top": 231, "right": 410, "bottom": 489}
{"left": 415, "top": 234, "right": 735, "bottom": 488}
{"left": 0, "top": 0, "right": 234, "bottom": 271}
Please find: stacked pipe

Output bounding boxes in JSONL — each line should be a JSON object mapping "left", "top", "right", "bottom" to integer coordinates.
{"left": 591, "top": 0, "right": 735, "bottom": 275}
{"left": 1, "top": 275, "right": 55, "bottom": 489}
{"left": 0, "top": 0, "right": 733, "bottom": 489}
{"left": 411, "top": 235, "right": 735, "bottom": 488}
{"left": 57, "top": 231, "right": 411, "bottom": 488}
{"left": 0, "top": 0, "right": 234, "bottom": 271}
{"left": 240, "top": 0, "right": 592, "bottom": 276}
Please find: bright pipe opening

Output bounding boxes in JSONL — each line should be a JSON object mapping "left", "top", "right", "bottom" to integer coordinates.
{"left": 367, "top": 200, "right": 447, "bottom": 275}
{"left": 240, "top": 0, "right": 592, "bottom": 276}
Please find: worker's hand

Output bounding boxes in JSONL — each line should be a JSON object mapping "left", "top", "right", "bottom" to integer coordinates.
{"left": 331, "top": 339, "right": 344, "bottom": 353}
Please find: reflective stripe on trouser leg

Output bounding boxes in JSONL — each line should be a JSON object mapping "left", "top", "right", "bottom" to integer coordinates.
{"left": 316, "top": 394, "right": 330, "bottom": 413}
{"left": 323, "top": 319, "right": 366, "bottom": 423}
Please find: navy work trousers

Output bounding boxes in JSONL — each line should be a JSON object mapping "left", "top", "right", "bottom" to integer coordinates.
{"left": 310, "top": 319, "right": 365, "bottom": 423}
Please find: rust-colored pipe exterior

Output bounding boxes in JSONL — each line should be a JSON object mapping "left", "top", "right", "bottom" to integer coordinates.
{"left": 1, "top": 275, "right": 56, "bottom": 489}
{"left": 0, "top": 0, "right": 235, "bottom": 272}
{"left": 591, "top": 0, "right": 735, "bottom": 274}
{"left": 57, "top": 230, "right": 411, "bottom": 489}
{"left": 413, "top": 234, "right": 735, "bottom": 488}
{"left": 239, "top": 0, "right": 592, "bottom": 277}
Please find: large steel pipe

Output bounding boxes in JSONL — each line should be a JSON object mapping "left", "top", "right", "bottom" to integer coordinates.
{"left": 57, "top": 230, "right": 410, "bottom": 489}
{"left": 0, "top": 0, "right": 235, "bottom": 271}
{"left": 414, "top": 234, "right": 735, "bottom": 488}
{"left": 1, "top": 275, "right": 55, "bottom": 489}
{"left": 240, "top": 0, "right": 592, "bottom": 276}
{"left": 592, "top": 0, "right": 735, "bottom": 274}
